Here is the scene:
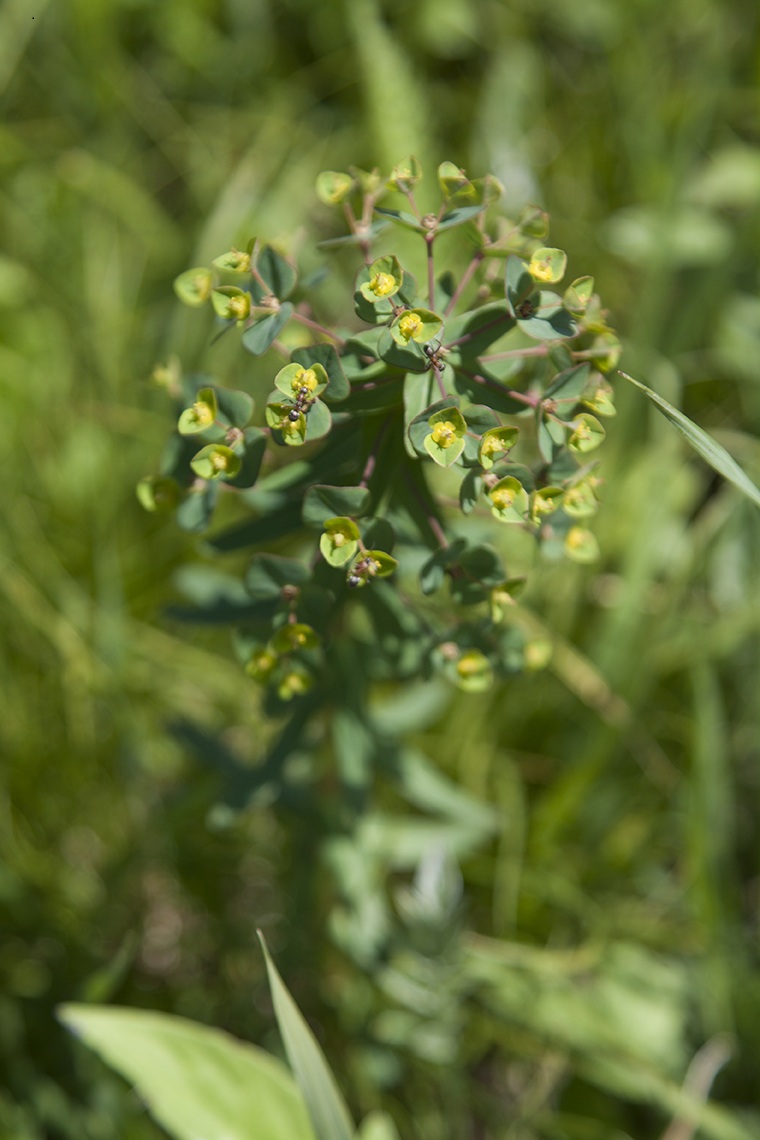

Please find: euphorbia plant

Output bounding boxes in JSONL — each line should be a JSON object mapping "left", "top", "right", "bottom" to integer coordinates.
{"left": 142, "top": 159, "right": 624, "bottom": 704}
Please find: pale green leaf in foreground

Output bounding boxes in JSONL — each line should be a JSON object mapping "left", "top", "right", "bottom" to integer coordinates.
{"left": 259, "top": 932, "right": 355, "bottom": 1140}
{"left": 619, "top": 371, "right": 760, "bottom": 508}
{"left": 58, "top": 1004, "right": 315, "bottom": 1140}
{"left": 356, "top": 1110, "right": 402, "bottom": 1140}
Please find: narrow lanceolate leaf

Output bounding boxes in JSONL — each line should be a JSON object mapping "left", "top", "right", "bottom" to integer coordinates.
{"left": 58, "top": 1004, "right": 315, "bottom": 1140}
{"left": 259, "top": 933, "right": 355, "bottom": 1140}
{"left": 619, "top": 371, "right": 760, "bottom": 509}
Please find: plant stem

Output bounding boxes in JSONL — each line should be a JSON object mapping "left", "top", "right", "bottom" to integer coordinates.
{"left": 404, "top": 470, "right": 448, "bottom": 549}
{"left": 480, "top": 345, "right": 549, "bottom": 363}
{"left": 445, "top": 312, "right": 513, "bottom": 350}
{"left": 426, "top": 233, "right": 436, "bottom": 306}
{"left": 359, "top": 415, "right": 392, "bottom": 488}
{"left": 457, "top": 366, "right": 540, "bottom": 406}
{"left": 291, "top": 310, "right": 346, "bottom": 347}
{"left": 444, "top": 251, "right": 484, "bottom": 318}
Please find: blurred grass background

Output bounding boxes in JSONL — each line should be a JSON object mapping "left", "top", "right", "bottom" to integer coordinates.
{"left": 2, "top": 0, "right": 760, "bottom": 1137}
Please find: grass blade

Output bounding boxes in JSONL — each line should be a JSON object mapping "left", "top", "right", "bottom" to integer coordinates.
{"left": 259, "top": 933, "right": 355, "bottom": 1140}
{"left": 619, "top": 371, "right": 760, "bottom": 508}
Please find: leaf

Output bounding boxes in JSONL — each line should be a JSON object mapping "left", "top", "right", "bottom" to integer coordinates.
{"left": 303, "top": 485, "right": 372, "bottom": 528}
{"left": 226, "top": 428, "right": 267, "bottom": 489}
{"left": 619, "top": 371, "right": 760, "bottom": 508}
{"left": 245, "top": 554, "right": 310, "bottom": 600}
{"left": 355, "top": 1111, "right": 402, "bottom": 1140}
{"left": 436, "top": 203, "right": 488, "bottom": 230}
{"left": 207, "top": 503, "right": 304, "bottom": 553}
{"left": 304, "top": 398, "right": 332, "bottom": 443}
{"left": 259, "top": 935, "right": 355, "bottom": 1140}
{"left": 251, "top": 245, "right": 298, "bottom": 301}
{"left": 215, "top": 386, "right": 254, "bottom": 428}
{"left": 58, "top": 1004, "right": 315, "bottom": 1140}
{"left": 242, "top": 304, "right": 293, "bottom": 356}
{"left": 292, "top": 344, "right": 350, "bottom": 403}
{"left": 176, "top": 482, "right": 218, "bottom": 532}
{"left": 374, "top": 206, "right": 424, "bottom": 232}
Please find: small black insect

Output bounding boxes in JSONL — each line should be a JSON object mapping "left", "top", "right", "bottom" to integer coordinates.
{"left": 422, "top": 339, "right": 446, "bottom": 374}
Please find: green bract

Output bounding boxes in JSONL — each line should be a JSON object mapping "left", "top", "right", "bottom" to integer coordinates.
{"left": 316, "top": 170, "right": 354, "bottom": 205}
{"left": 478, "top": 426, "right": 519, "bottom": 470}
{"left": 568, "top": 413, "right": 606, "bottom": 454}
{"left": 211, "top": 286, "right": 251, "bottom": 322}
{"left": 564, "top": 275, "right": 594, "bottom": 313}
{"left": 135, "top": 475, "right": 179, "bottom": 513}
{"left": 320, "top": 517, "right": 360, "bottom": 566}
{"left": 178, "top": 387, "right": 218, "bottom": 435}
{"left": 564, "top": 525, "right": 601, "bottom": 563}
{"left": 347, "top": 550, "right": 398, "bottom": 588}
{"left": 390, "top": 308, "right": 442, "bottom": 346}
{"left": 359, "top": 255, "right": 403, "bottom": 303}
{"left": 423, "top": 407, "right": 467, "bottom": 467}
{"left": 453, "top": 649, "right": 493, "bottom": 693}
{"left": 173, "top": 266, "right": 212, "bottom": 307}
{"left": 489, "top": 476, "right": 529, "bottom": 523}
{"left": 386, "top": 156, "right": 422, "bottom": 192}
{"left": 581, "top": 376, "right": 617, "bottom": 417}
{"left": 562, "top": 479, "right": 601, "bottom": 519}
{"left": 265, "top": 402, "right": 307, "bottom": 446}
{"left": 274, "top": 362, "right": 329, "bottom": 400}
{"left": 212, "top": 248, "right": 251, "bottom": 273}
{"left": 190, "top": 444, "right": 241, "bottom": 481}
{"left": 529, "top": 247, "right": 567, "bottom": 284}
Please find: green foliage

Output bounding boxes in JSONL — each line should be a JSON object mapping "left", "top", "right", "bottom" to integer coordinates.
{"left": 59, "top": 1004, "right": 315, "bottom": 1140}
{"left": 6, "top": 3, "right": 760, "bottom": 1139}
{"left": 149, "top": 159, "right": 629, "bottom": 698}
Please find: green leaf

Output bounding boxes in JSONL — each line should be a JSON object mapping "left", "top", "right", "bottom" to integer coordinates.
{"left": 544, "top": 363, "right": 591, "bottom": 402}
{"left": 374, "top": 206, "right": 424, "bottom": 233}
{"left": 242, "top": 304, "right": 293, "bottom": 356}
{"left": 251, "top": 245, "right": 297, "bottom": 301}
{"left": 303, "top": 484, "right": 372, "bottom": 528}
{"left": 436, "top": 203, "right": 488, "bottom": 231}
{"left": 356, "top": 1111, "right": 402, "bottom": 1140}
{"left": 58, "top": 1004, "right": 315, "bottom": 1140}
{"left": 445, "top": 303, "right": 515, "bottom": 360}
{"left": 292, "top": 344, "right": 349, "bottom": 403}
{"left": 377, "top": 327, "right": 427, "bottom": 372}
{"left": 176, "top": 482, "right": 218, "bottom": 532}
{"left": 259, "top": 934, "right": 355, "bottom": 1140}
{"left": 619, "top": 371, "right": 760, "bottom": 509}
{"left": 245, "top": 554, "right": 310, "bottom": 600}
{"left": 216, "top": 386, "right": 254, "bottom": 428}
{"left": 207, "top": 503, "right": 304, "bottom": 553}
{"left": 225, "top": 428, "right": 267, "bottom": 489}
{"left": 304, "top": 398, "right": 332, "bottom": 443}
